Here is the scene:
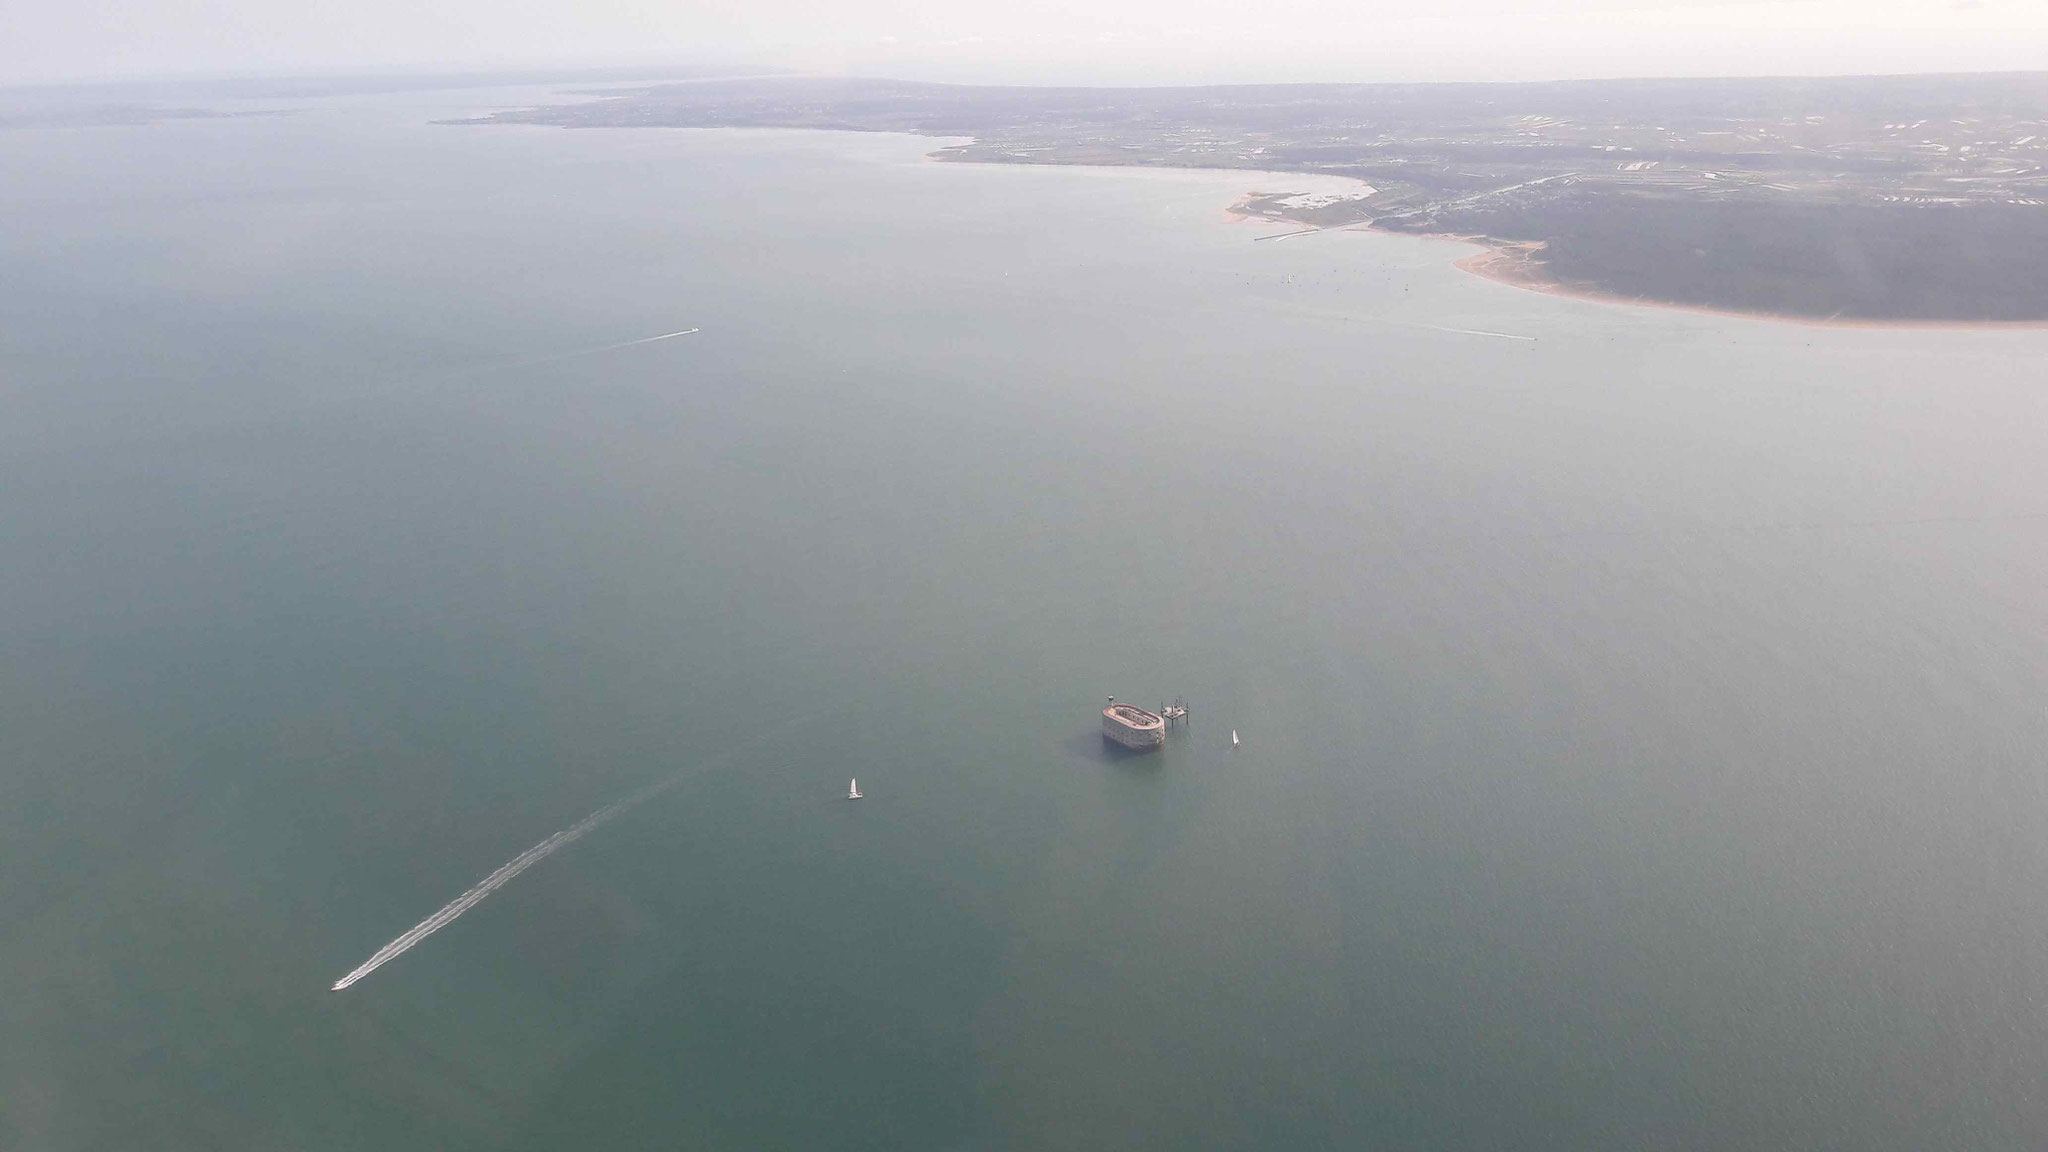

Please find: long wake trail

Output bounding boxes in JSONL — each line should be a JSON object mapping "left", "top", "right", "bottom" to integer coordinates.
{"left": 491, "top": 328, "right": 700, "bottom": 371}
{"left": 330, "top": 701, "right": 857, "bottom": 992}
{"left": 1245, "top": 297, "right": 1536, "bottom": 341}
{"left": 331, "top": 798, "right": 630, "bottom": 991}
{"left": 332, "top": 771, "right": 685, "bottom": 991}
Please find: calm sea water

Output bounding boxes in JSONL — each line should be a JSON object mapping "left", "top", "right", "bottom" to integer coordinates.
{"left": 6, "top": 85, "right": 2048, "bottom": 1151}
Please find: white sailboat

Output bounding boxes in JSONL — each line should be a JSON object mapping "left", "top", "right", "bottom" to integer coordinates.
{"left": 848, "top": 778, "right": 863, "bottom": 800}
{"left": 1231, "top": 729, "right": 1240, "bottom": 749}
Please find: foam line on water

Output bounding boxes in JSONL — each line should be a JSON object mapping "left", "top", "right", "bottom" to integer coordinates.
{"left": 1244, "top": 297, "right": 1537, "bottom": 341}
{"left": 329, "top": 700, "right": 859, "bottom": 993}
{"left": 1403, "top": 321, "right": 1536, "bottom": 341}
{"left": 1338, "top": 312, "right": 1537, "bottom": 341}
{"left": 492, "top": 328, "right": 701, "bottom": 371}
{"left": 330, "top": 801, "right": 631, "bottom": 991}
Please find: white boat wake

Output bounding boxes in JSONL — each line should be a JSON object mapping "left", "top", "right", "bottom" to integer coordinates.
{"left": 330, "top": 766, "right": 697, "bottom": 992}
{"left": 494, "top": 328, "right": 700, "bottom": 371}
{"left": 575, "top": 327, "right": 701, "bottom": 353}
{"left": 1246, "top": 298, "right": 1536, "bottom": 341}
{"left": 329, "top": 701, "right": 856, "bottom": 992}
{"left": 331, "top": 798, "right": 632, "bottom": 991}
{"left": 1390, "top": 319, "right": 1536, "bottom": 341}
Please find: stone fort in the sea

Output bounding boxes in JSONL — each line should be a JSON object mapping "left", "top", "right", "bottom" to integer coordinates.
{"left": 1101, "top": 698, "right": 1166, "bottom": 751}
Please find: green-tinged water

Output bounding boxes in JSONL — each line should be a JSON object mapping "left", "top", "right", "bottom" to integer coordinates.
{"left": 5, "top": 86, "right": 2048, "bottom": 1151}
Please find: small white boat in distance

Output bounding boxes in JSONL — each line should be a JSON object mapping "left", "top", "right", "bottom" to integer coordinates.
{"left": 1231, "top": 729, "right": 1240, "bottom": 749}
{"left": 848, "top": 778, "right": 863, "bottom": 800}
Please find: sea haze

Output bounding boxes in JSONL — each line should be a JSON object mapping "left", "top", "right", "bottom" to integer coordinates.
{"left": 4, "top": 85, "right": 2048, "bottom": 1151}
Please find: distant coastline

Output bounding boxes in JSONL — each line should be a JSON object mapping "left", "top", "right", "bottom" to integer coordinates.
{"left": 1218, "top": 189, "right": 2048, "bottom": 331}
{"left": 1443, "top": 237, "right": 2048, "bottom": 331}
{"left": 463, "top": 73, "right": 2048, "bottom": 327}
{"left": 1437, "top": 231, "right": 2048, "bottom": 331}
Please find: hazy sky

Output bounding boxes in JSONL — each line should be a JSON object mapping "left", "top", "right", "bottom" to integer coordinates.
{"left": 7, "top": 0, "right": 2046, "bottom": 86}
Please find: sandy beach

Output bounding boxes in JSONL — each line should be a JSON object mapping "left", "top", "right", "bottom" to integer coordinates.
{"left": 960, "top": 162, "right": 2048, "bottom": 332}
{"left": 1434, "top": 232, "right": 2048, "bottom": 332}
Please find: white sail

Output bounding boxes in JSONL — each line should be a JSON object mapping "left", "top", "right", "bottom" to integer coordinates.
{"left": 848, "top": 778, "right": 862, "bottom": 799}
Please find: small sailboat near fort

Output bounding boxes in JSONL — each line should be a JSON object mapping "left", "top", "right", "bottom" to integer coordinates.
{"left": 1231, "top": 729, "right": 1240, "bottom": 749}
{"left": 848, "top": 778, "right": 862, "bottom": 800}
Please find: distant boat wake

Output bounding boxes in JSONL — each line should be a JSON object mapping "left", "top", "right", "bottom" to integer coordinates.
{"left": 492, "top": 327, "right": 701, "bottom": 371}
{"left": 1247, "top": 297, "right": 1536, "bottom": 341}
{"left": 1341, "top": 313, "right": 1536, "bottom": 341}
{"left": 329, "top": 701, "right": 851, "bottom": 993}
{"left": 1394, "top": 320, "right": 1537, "bottom": 341}
{"left": 330, "top": 799, "right": 632, "bottom": 991}
{"left": 330, "top": 773, "right": 679, "bottom": 991}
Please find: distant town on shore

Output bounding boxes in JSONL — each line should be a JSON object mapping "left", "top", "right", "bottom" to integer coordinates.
{"left": 467, "top": 72, "right": 2048, "bottom": 324}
